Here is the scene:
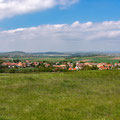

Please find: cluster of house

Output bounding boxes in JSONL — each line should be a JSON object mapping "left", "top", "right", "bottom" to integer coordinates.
{"left": 1, "top": 60, "right": 120, "bottom": 70}
{"left": 2, "top": 60, "right": 41, "bottom": 68}
{"left": 75, "top": 62, "right": 113, "bottom": 70}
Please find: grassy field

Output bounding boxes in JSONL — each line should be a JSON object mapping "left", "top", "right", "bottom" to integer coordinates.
{"left": 66, "top": 56, "right": 120, "bottom": 63}
{"left": 0, "top": 71, "right": 120, "bottom": 120}
{"left": 13, "top": 57, "right": 65, "bottom": 62}
{"left": 12, "top": 56, "right": 120, "bottom": 63}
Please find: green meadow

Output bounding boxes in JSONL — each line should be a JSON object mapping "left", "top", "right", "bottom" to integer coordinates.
{"left": 66, "top": 56, "right": 120, "bottom": 63}
{"left": 13, "top": 57, "right": 65, "bottom": 62}
{"left": 0, "top": 70, "right": 120, "bottom": 120}
{"left": 12, "top": 56, "right": 120, "bottom": 63}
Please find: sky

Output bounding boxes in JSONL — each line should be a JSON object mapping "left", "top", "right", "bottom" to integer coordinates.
{"left": 0, "top": 0, "right": 120, "bottom": 52}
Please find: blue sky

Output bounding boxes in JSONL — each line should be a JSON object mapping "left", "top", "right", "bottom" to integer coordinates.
{"left": 0, "top": 0, "right": 120, "bottom": 52}
{"left": 0, "top": 0, "right": 120, "bottom": 30}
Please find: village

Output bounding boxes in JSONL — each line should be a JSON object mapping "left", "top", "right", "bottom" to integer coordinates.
{"left": 1, "top": 60, "right": 120, "bottom": 71}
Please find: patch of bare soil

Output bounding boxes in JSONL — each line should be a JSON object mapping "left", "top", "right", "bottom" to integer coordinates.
{"left": 81, "top": 59, "right": 91, "bottom": 62}
{"left": 112, "top": 57, "right": 120, "bottom": 60}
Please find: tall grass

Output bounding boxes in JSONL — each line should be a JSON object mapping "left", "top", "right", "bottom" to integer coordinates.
{"left": 0, "top": 70, "right": 120, "bottom": 120}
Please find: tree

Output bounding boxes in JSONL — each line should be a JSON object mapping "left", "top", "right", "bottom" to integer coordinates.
{"left": 0, "top": 59, "right": 4, "bottom": 68}
{"left": 0, "top": 59, "right": 6, "bottom": 73}
{"left": 91, "top": 65, "right": 99, "bottom": 70}
{"left": 73, "top": 63, "right": 76, "bottom": 68}
{"left": 13, "top": 59, "right": 21, "bottom": 63}
{"left": 0, "top": 59, "right": 3, "bottom": 65}
{"left": 82, "top": 65, "right": 99, "bottom": 70}
{"left": 82, "top": 65, "right": 92, "bottom": 70}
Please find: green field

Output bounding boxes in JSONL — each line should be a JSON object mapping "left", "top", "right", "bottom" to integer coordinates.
{"left": 13, "top": 57, "right": 65, "bottom": 62}
{"left": 66, "top": 56, "right": 120, "bottom": 63}
{"left": 12, "top": 56, "right": 120, "bottom": 63}
{"left": 0, "top": 71, "right": 120, "bottom": 120}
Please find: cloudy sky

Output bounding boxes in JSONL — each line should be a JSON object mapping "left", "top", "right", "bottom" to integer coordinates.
{"left": 0, "top": 0, "right": 120, "bottom": 52}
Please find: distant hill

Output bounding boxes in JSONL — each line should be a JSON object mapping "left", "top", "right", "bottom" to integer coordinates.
{"left": 0, "top": 51, "right": 120, "bottom": 58}
{"left": 0, "top": 51, "right": 28, "bottom": 57}
{"left": 0, "top": 51, "right": 68, "bottom": 57}
{"left": 8, "top": 51, "right": 26, "bottom": 54}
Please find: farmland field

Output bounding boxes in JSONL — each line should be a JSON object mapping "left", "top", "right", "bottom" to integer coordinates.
{"left": 13, "top": 57, "right": 65, "bottom": 62}
{"left": 66, "top": 56, "right": 120, "bottom": 63}
{"left": 11, "top": 56, "right": 120, "bottom": 63}
{"left": 0, "top": 70, "right": 120, "bottom": 120}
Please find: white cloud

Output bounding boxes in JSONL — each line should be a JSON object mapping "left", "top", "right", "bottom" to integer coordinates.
{"left": 0, "top": 0, "right": 78, "bottom": 19}
{"left": 0, "top": 20, "right": 120, "bottom": 52}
